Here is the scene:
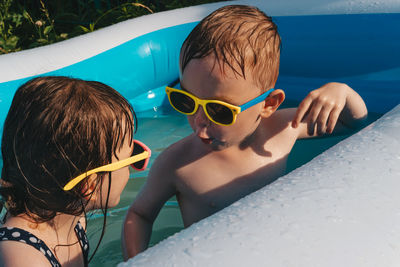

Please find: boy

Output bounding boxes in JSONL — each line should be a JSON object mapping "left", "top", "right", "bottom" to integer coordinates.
{"left": 122, "top": 5, "right": 367, "bottom": 258}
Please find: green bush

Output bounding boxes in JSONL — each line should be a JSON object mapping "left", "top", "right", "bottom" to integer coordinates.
{"left": 0, "top": 0, "right": 222, "bottom": 55}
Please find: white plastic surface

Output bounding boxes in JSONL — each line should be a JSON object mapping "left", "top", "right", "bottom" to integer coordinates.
{"left": 120, "top": 105, "right": 400, "bottom": 266}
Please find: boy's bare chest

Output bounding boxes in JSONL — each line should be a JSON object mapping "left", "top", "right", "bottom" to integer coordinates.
{"left": 176, "top": 147, "right": 289, "bottom": 220}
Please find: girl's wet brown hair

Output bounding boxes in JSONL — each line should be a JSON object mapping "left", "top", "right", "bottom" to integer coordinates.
{"left": 180, "top": 4, "right": 281, "bottom": 91}
{"left": 0, "top": 76, "right": 136, "bottom": 222}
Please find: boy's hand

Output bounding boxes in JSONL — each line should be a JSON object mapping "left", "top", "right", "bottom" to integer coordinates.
{"left": 291, "top": 82, "right": 350, "bottom": 136}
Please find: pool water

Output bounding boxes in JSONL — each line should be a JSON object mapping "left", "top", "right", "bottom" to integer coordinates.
{"left": 85, "top": 105, "right": 381, "bottom": 266}
{"left": 87, "top": 113, "right": 190, "bottom": 266}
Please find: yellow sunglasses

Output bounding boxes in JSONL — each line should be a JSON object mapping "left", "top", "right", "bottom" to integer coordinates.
{"left": 63, "top": 140, "right": 151, "bottom": 191}
{"left": 166, "top": 86, "right": 274, "bottom": 126}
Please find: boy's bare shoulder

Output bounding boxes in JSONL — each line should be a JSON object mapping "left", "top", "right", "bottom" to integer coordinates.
{"left": 150, "top": 134, "right": 198, "bottom": 174}
{"left": 260, "top": 107, "right": 304, "bottom": 141}
{"left": 271, "top": 107, "right": 297, "bottom": 123}
{"left": 263, "top": 107, "right": 297, "bottom": 132}
{"left": 160, "top": 134, "right": 197, "bottom": 158}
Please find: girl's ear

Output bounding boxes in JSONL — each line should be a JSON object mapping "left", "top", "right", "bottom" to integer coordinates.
{"left": 82, "top": 174, "right": 98, "bottom": 202}
{"left": 260, "top": 89, "right": 285, "bottom": 118}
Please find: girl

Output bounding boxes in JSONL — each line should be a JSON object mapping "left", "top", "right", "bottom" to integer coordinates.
{"left": 0, "top": 76, "right": 151, "bottom": 266}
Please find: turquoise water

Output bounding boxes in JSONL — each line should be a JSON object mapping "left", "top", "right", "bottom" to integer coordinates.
{"left": 87, "top": 113, "right": 190, "bottom": 266}
{"left": 86, "top": 106, "right": 381, "bottom": 266}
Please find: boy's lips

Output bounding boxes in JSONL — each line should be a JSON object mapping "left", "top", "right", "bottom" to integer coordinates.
{"left": 199, "top": 137, "right": 213, "bottom": 144}
{"left": 195, "top": 130, "right": 212, "bottom": 144}
{"left": 197, "top": 135, "right": 227, "bottom": 149}
{"left": 196, "top": 133, "right": 214, "bottom": 145}
{"left": 195, "top": 131, "right": 223, "bottom": 146}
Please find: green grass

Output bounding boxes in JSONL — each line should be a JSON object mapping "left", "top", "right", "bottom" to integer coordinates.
{"left": 0, "top": 0, "right": 222, "bottom": 54}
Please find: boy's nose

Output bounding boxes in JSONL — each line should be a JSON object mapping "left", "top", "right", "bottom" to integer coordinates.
{"left": 192, "top": 106, "right": 211, "bottom": 128}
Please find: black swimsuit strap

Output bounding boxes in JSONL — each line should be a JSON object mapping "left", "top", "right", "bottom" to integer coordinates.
{"left": 0, "top": 226, "right": 61, "bottom": 267}
{"left": 74, "top": 221, "right": 90, "bottom": 267}
{"left": 0, "top": 222, "right": 89, "bottom": 267}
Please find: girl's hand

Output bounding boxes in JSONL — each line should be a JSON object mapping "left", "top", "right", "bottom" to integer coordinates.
{"left": 291, "top": 82, "right": 350, "bottom": 136}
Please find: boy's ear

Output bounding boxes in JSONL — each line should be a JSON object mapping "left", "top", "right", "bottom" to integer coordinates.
{"left": 260, "top": 89, "right": 285, "bottom": 117}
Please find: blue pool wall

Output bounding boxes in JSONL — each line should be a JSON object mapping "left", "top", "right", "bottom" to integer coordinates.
{"left": 1, "top": 13, "right": 399, "bottom": 122}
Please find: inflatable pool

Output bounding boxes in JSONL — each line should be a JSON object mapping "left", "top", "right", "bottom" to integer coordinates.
{"left": 0, "top": 0, "right": 399, "bottom": 266}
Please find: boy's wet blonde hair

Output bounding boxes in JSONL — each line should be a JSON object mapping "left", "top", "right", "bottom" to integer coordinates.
{"left": 181, "top": 5, "right": 281, "bottom": 91}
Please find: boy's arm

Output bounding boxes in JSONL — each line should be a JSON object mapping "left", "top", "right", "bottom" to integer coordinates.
{"left": 291, "top": 82, "right": 368, "bottom": 138}
{"left": 122, "top": 150, "right": 177, "bottom": 260}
